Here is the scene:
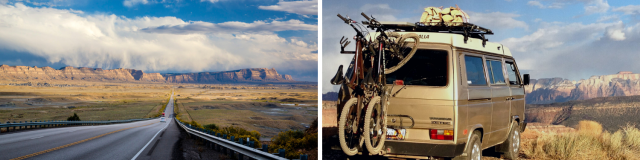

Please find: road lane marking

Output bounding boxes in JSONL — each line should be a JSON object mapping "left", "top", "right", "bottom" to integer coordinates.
{"left": 131, "top": 118, "right": 171, "bottom": 160}
{"left": 10, "top": 123, "right": 155, "bottom": 160}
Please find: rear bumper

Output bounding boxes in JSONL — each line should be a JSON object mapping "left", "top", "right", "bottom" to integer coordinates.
{"left": 384, "top": 141, "right": 466, "bottom": 158}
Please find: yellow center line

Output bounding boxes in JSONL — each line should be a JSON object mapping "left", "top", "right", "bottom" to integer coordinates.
{"left": 11, "top": 123, "right": 156, "bottom": 160}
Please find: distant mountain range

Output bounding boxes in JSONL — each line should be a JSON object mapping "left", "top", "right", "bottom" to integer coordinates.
{"left": 526, "top": 71, "right": 640, "bottom": 104}
{"left": 0, "top": 65, "right": 300, "bottom": 84}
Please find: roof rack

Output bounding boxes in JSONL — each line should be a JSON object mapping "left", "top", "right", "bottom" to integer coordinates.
{"left": 369, "top": 21, "right": 494, "bottom": 45}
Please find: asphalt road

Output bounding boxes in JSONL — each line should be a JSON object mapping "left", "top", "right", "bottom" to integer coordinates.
{"left": 0, "top": 93, "right": 181, "bottom": 160}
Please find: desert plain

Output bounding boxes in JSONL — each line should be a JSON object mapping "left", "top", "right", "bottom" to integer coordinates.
{"left": 0, "top": 80, "right": 318, "bottom": 139}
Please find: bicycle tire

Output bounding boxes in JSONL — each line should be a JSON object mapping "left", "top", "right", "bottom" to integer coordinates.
{"left": 363, "top": 96, "right": 386, "bottom": 155}
{"left": 338, "top": 98, "right": 363, "bottom": 156}
{"left": 384, "top": 33, "right": 420, "bottom": 74}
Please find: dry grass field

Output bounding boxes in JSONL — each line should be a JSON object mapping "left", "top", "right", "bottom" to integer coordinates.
{"left": 173, "top": 84, "right": 318, "bottom": 138}
{"left": 0, "top": 80, "right": 172, "bottom": 125}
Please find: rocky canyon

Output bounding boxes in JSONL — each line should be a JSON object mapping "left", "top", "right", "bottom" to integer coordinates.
{"left": 0, "top": 65, "right": 297, "bottom": 84}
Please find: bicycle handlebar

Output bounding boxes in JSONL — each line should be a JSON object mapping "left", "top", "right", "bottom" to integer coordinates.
{"left": 337, "top": 14, "right": 348, "bottom": 23}
{"left": 361, "top": 12, "right": 371, "bottom": 21}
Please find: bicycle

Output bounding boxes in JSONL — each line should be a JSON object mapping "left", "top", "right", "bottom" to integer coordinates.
{"left": 331, "top": 12, "right": 419, "bottom": 156}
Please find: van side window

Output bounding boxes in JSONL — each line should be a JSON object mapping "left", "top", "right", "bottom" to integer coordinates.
{"left": 505, "top": 61, "right": 520, "bottom": 85}
{"left": 486, "top": 60, "right": 506, "bottom": 84}
{"left": 464, "top": 56, "right": 486, "bottom": 85}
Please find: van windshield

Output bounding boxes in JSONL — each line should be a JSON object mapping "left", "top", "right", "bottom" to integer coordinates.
{"left": 386, "top": 50, "right": 448, "bottom": 86}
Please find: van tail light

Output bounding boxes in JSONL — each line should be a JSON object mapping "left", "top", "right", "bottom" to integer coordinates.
{"left": 430, "top": 129, "right": 454, "bottom": 140}
{"left": 395, "top": 80, "right": 404, "bottom": 85}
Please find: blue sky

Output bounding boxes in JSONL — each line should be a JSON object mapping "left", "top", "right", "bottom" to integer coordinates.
{"left": 322, "top": 0, "right": 640, "bottom": 93}
{"left": 0, "top": 0, "right": 318, "bottom": 81}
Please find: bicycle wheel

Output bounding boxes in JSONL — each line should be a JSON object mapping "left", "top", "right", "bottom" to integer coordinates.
{"left": 363, "top": 96, "right": 386, "bottom": 155}
{"left": 384, "top": 33, "right": 419, "bottom": 74}
{"left": 338, "top": 98, "right": 363, "bottom": 156}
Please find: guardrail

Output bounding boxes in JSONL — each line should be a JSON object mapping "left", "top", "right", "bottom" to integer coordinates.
{"left": 175, "top": 119, "right": 308, "bottom": 160}
{"left": 0, "top": 118, "right": 157, "bottom": 132}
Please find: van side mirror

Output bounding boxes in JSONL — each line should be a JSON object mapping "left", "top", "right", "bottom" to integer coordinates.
{"left": 523, "top": 74, "right": 530, "bottom": 85}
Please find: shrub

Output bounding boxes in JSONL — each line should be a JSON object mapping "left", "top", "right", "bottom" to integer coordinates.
{"left": 67, "top": 113, "right": 80, "bottom": 121}
{"left": 522, "top": 120, "right": 640, "bottom": 159}
{"left": 577, "top": 120, "right": 602, "bottom": 136}
{"left": 204, "top": 123, "right": 219, "bottom": 130}
{"left": 268, "top": 129, "right": 318, "bottom": 159}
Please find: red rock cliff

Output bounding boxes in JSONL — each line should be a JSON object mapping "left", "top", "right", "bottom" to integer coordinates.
{"left": 526, "top": 72, "right": 640, "bottom": 104}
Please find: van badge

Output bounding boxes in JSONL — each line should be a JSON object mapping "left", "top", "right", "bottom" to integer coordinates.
{"left": 430, "top": 117, "right": 452, "bottom": 120}
{"left": 432, "top": 121, "right": 451, "bottom": 125}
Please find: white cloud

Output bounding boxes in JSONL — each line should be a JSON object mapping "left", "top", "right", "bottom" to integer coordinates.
{"left": 530, "top": 0, "right": 608, "bottom": 14}
{"left": 468, "top": 12, "right": 529, "bottom": 30}
{"left": 123, "top": 0, "right": 148, "bottom": 7}
{"left": 258, "top": 0, "right": 317, "bottom": 15}
{"left": 612, "top": 5, "right": 640, "bottom": 15}
{"left": 0, "top": 3, "right": 317, "bottom": 74}
{"left": 583, "top": 0, "right": 609, "bottom": 14}
{"left": 500, "top": 20, "right": 640, "bottom": 80}
{"left": 528, "top": 1, "right": 565, "bottom": 9}
{"left": 605, "top": 23, "right": 626, "bottom": 41}
{"left": 200, "top": 0, "right": 222, "bottom": 3}
{"left": 140, "top": 19, "right": 317, "bottom": 34}
{"left": 528, "top": 1, "right": 545, "bottom": 8}
{"left": 597, "top": 15, "right": 619, "bottom": 22}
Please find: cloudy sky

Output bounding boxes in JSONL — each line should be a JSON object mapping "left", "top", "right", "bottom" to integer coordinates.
{"left": 322, "top": 0, "right": 640, "bottom": 93}
{"left": 0, "top": 0, "right": 318, "bottom": 81}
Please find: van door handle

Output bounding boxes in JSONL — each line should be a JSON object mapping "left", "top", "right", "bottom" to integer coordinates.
{"left": 469, "top": 98, "right": 491, "bottom": 101}
{"left": 506, "top": 97, "right": 514, "bottom": 100}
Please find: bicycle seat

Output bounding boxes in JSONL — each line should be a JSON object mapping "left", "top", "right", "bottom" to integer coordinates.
{"left": 331, "top": 65, "right": 345, "bottom": 85}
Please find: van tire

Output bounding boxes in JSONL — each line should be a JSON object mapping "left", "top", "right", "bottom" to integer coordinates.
{"left": 454, "top": 131, "right": 482, "bottom": 160}
{"left": 501, "top": 122, "right": 520, "bottom": 159}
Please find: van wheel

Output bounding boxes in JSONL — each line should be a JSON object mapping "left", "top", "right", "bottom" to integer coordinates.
{"left": 454, "top": 131, "right": 481, "bottom": 160}
{"left": 501, "top": 122, "right": 520, "bottom": 159}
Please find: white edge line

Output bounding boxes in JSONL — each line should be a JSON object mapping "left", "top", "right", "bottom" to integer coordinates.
{"left": 131, "top": 118, "right": 171, "bottom": 160}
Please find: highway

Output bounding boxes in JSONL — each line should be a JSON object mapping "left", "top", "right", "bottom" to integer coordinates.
{"left": 0, "top": 94, "right": 181, "bottom": 160}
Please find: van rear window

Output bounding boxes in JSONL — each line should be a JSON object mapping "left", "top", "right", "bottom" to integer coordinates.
{"left": 386, "top": 50, "right": 448, "bottom": 86}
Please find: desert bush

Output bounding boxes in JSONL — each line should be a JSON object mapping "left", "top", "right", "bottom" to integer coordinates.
{"left": 268, "top": 119, "right": 318, "bottom": 160}
{"left": 577, "top": 120, "right": 602, "bottom": 136}
{"left": 623, "top": 123, "right": 640, "bottom": 150}
{"left": 204, "top": 123, "right": 219, "bottom": 130}
{"left": 522, "top": 120, "right": 640, "bottom": 159}
{"left": 268, "top": 130, "right": 317, "bottom": 159}
{"left": 67, "top": 113, "right": 80, "bottom": 121}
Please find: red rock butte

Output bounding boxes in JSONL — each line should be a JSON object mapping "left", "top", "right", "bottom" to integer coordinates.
{"left": 0, "top": 65, "right": 295, "bottom": 84}
{"left": 526, "top": 71, "right": 640, "bottom": 104}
